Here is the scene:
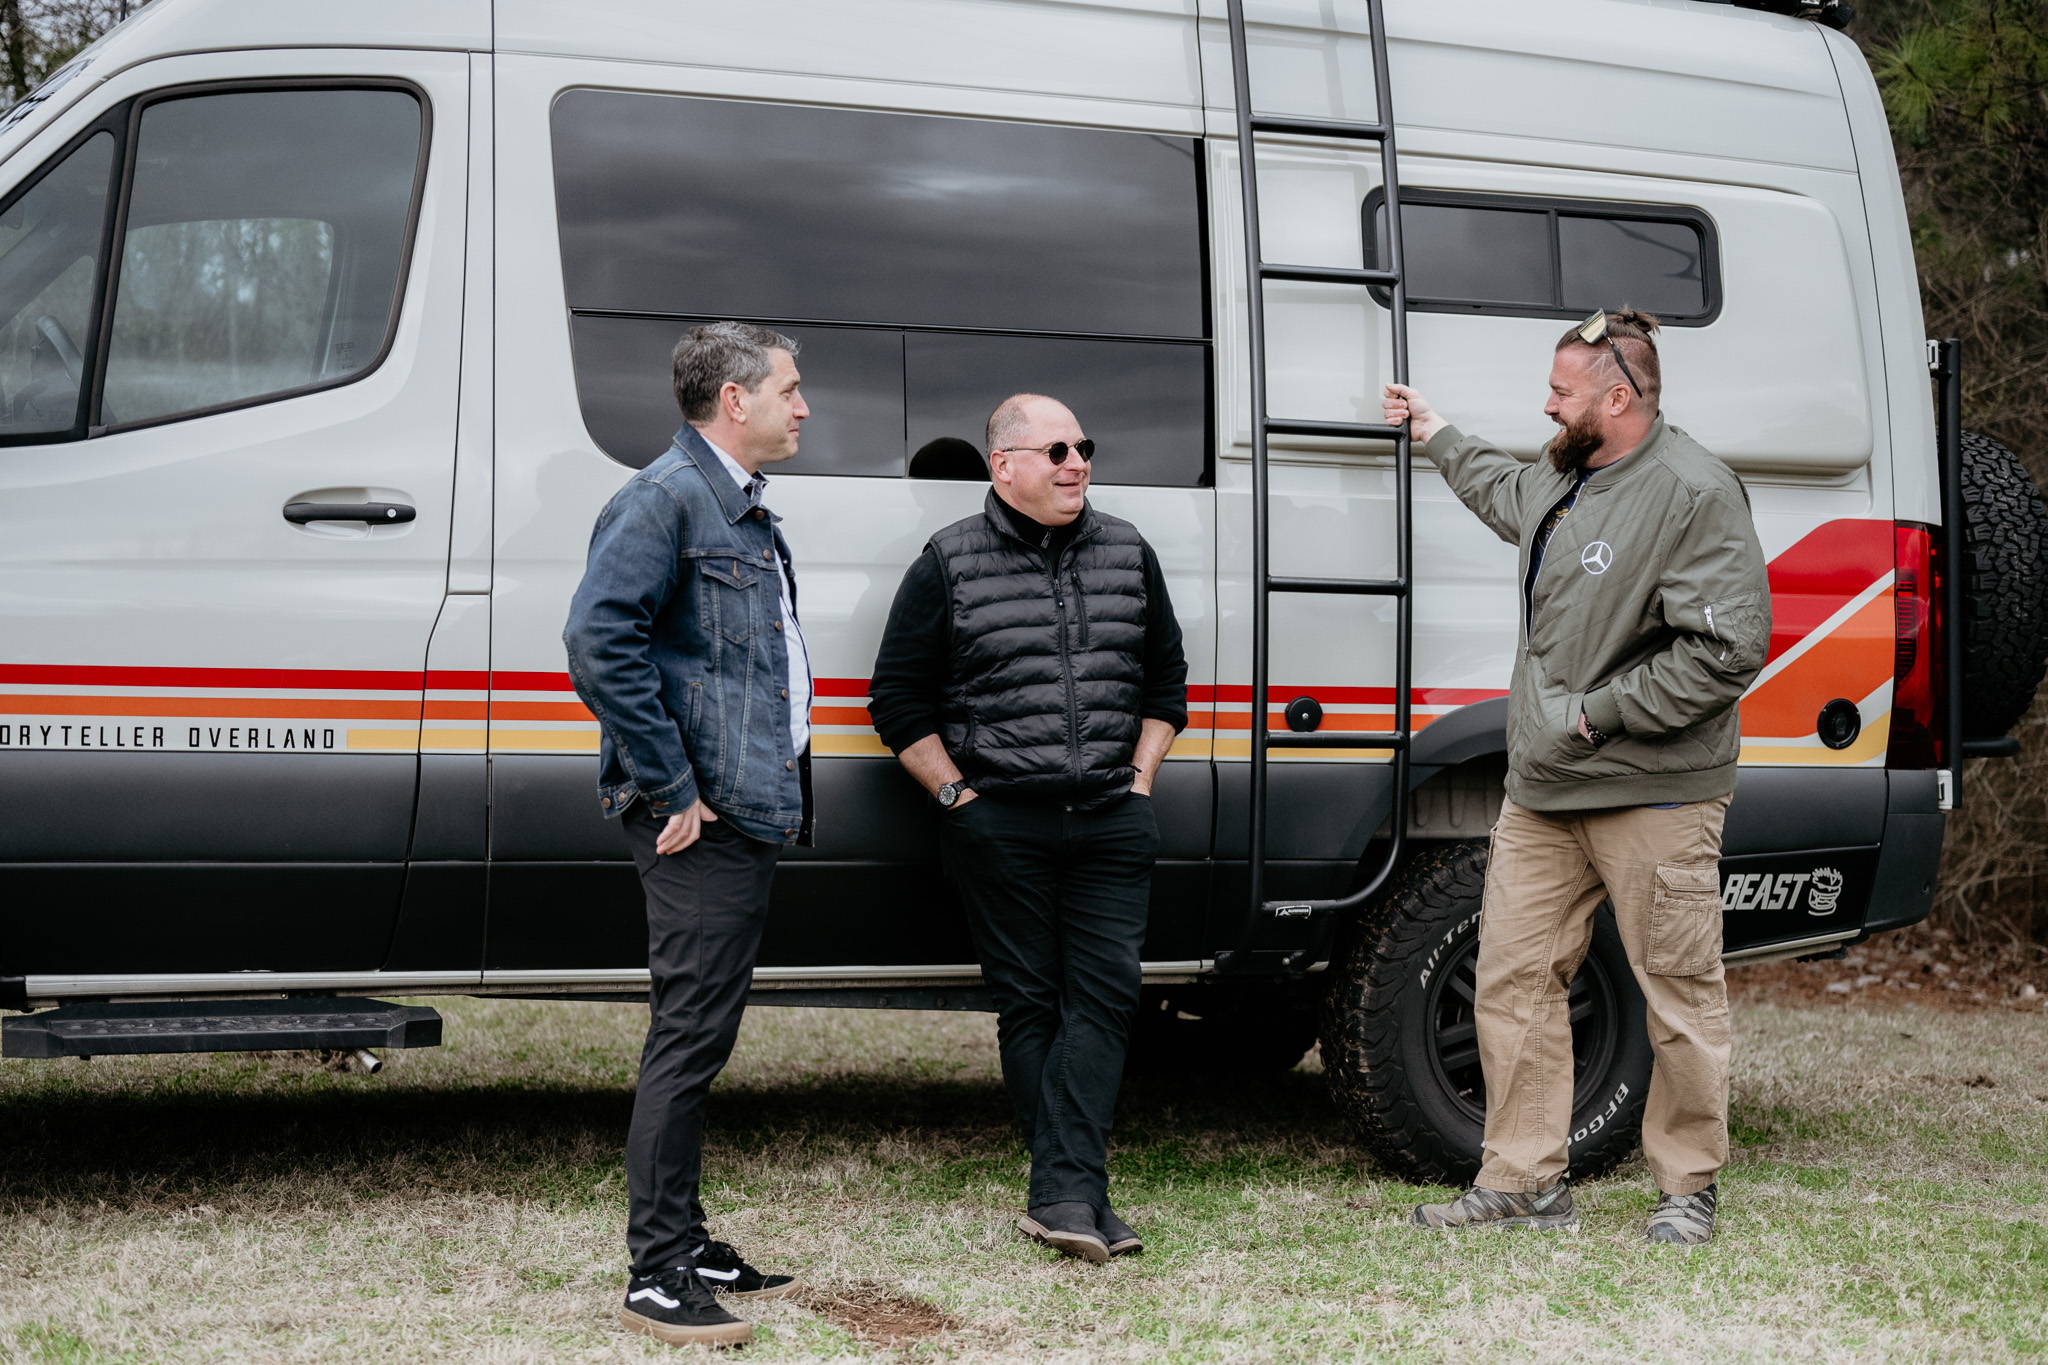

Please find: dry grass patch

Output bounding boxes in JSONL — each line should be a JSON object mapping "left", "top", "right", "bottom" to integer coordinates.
{"left": 1, "top": 995, "right": 2044, "bottom": 1362}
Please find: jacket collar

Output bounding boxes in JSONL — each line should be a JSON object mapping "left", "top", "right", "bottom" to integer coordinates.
{"left": 983, "top": 488, "right": 1096, "bottom": 550}
{"left": 671, "top": 424, "right": 763, "bottom": 526}
{"left": 1582, "top": 415, "right": 1669, "bottom": 492}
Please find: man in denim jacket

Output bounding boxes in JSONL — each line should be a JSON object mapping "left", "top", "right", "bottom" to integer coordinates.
{"left": 564, "top": 322, "right": 812, "bottom": 1350}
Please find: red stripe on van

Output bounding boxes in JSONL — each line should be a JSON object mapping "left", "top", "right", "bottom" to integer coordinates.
{"left": 1762, "top": 519, "right": 1892, "bottom": 666}
{"left": 0, "top": 663, "right": 425, "bottom": 690}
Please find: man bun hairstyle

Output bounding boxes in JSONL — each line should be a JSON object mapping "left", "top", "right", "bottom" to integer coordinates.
{"left": 1557, "top": 307, "right": 1662, "bottom": 410}
{"left": 673, "top": 321, "right": 801, "bottom": 425}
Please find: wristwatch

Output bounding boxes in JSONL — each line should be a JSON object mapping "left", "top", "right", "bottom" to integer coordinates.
{"left": 936, "top": 781, "right": 968, "bottom": 808}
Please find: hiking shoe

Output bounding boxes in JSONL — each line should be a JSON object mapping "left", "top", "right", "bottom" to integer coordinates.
{"left": 620, "top": 1266, "right": 752, "bottom": 1348}
{"left": 1647, "top": 1183, "right": 1718, "bottom": 1245}
{"left": 1098, "top": 1205, "right": 1143, "bottom": 1257}
{"left": 694, "top": 1238, "right": 800, "bottom": 1299}
{"left": 1017, "top": 1201, "right": 1109, "bottom": 1264}
{"left": 1412, "top": 1180, "right": 1578, "bottom": 1230}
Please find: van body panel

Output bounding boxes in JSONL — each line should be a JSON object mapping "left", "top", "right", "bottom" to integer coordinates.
{"left": 1195, "top": 0, "right": 1854, "bottom": 171}
{"left": 495, "top": 0, "right": 1206, "bottom": 118}
{"left": 0, "top": 49, "right": 470, "bottom": 974}
{"left": 1820, "top": 27, "right": 1939, "bottom": 528}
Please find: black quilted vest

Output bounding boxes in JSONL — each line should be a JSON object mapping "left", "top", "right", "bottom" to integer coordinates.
{"left": 931, "top": 493, "right": 1149, "bottom": 799}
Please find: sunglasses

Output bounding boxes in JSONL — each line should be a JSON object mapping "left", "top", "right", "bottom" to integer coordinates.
{"left": 1575, "top": 310, "right": 1644, "bottom": 398}
{"left": 997, "top": 438, "right": 1095, "bottom": 465}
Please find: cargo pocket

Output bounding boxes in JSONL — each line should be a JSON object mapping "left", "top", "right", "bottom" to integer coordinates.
{"left": 1646, "top": 863, "right": 1723, "bottom": 976}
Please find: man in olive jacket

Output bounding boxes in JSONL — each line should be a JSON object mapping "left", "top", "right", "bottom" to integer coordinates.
{"left": 1384, "top": 309, "right": 1769, "bottom": 1246}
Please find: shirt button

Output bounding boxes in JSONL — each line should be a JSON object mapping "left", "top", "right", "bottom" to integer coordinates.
{"left": 601, "top": 796, "right": 612, "bottom": 809}
{"left": 785, "top": 827, "right": 797, "bottom": 838}
{"left": 785, "top": 759, "right": 796, "bottom": 771}
{"left": 779, "top": 688, "right": 789, "bottom": 699}
{"left": 773, "top": 620, "right": 783, "bottom": 632}
{"left": 753, "top": 508, "right": 767, "bottom": 520}
{"left": 763, "top": 549, "right": 773, "bottom": 561}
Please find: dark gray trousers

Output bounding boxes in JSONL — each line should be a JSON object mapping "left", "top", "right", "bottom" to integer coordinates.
{"left": 940, "top": 791, "right": 1157, "bottom": 1209}
{"left": 621, "top": 805, "right": 780, "bottom": 1274}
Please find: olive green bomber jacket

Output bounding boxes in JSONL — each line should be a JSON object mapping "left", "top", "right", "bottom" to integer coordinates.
{"left": 1422, "top": 417, "right": 1771, "bottom": 811}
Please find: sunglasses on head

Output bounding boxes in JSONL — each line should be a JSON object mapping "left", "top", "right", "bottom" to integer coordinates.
{"left": 1575, "top": 310, "right": 1644, "bottom": 398}
{"left": 998, "top": 438, "right": 1095, "bottom": 465}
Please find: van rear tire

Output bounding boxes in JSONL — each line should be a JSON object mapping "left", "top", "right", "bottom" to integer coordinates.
{"left": 1957, "top": 429, "right": 2048, "bottom": 740}
{"left": 1318, "top": 840, "right": 1652, "bottom": 1186}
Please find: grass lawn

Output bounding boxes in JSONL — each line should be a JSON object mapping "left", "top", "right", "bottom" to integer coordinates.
{"left": 2, "top": 994, "right": 2045, "bottom": 1362}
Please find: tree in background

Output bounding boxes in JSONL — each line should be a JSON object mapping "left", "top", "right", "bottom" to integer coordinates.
{"left": 0, "top": 0, "right": 139, "bottom": 105}
{"left": 1859, "top": 0, "right": 2048, "bottom": 944}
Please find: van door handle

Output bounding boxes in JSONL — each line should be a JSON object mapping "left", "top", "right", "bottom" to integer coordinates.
{"left": 283, "top": 501, "right": 416, "bottom": 525}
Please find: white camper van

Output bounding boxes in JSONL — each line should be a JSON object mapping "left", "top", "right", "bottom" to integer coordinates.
{"left": 2, "top": 0, "right": 2042, "bottom": 1181}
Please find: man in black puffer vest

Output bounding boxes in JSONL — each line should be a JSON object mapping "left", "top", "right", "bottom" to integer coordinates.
{"left": 870, "top": 393, "right": 1188, "bottom": 1265}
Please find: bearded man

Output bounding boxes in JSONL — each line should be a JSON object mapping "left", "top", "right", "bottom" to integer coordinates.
{"left": 1382, "top": 309, "right": 1770, "bottom": 1246}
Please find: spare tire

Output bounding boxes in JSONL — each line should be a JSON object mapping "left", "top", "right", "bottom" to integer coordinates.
{"left": 1957, "top": 429, "right": 2048, "bottom": 740}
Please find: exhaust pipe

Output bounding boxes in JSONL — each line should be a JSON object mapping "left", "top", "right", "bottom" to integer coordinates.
{"left": 352, "top": 1048, "right": 383, "bottom": 1074}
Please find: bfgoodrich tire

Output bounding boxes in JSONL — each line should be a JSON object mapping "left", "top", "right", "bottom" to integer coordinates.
{"left": 1957, "top": 429, "right": 2048, "bottom": 740}
{"left": 1319, "top": 841, "right": 1652, "bottom": 1186}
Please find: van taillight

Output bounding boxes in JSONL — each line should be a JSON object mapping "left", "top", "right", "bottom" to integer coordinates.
{"left": 1887, "top": 522, "right": 1947, "bottom": 768}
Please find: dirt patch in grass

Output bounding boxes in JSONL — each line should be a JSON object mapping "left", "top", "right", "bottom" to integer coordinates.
{"left": 792, "top": 1280, "right": 958, "bottom": 1346}
{"left": 1731, "top": 922, "right": 2048, "bottom": 1013}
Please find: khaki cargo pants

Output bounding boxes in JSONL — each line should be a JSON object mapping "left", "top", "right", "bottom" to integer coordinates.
{"left": 1474, "top": 795, "right": 1731, "bottom": 1197}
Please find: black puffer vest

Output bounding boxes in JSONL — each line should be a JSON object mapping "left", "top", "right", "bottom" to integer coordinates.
{"left": 932, "top": 493, "right": 1149, "bottom": 800}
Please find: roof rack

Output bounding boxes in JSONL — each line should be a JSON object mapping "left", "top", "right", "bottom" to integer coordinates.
{"left": 1695, "top": 0, "right": 1853, "bottom": 30}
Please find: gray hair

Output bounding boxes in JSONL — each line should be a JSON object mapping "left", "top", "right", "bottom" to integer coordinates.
{"left": 673, "top": 322, "right": 801, "bottom": 425}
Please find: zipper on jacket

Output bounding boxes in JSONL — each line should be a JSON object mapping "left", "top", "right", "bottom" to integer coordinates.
{"left": 1050, "top": 545, "right": 1083, "bottom": 783}
{"left": 1073, "top": 569, "right": 1090, "bottom": 648}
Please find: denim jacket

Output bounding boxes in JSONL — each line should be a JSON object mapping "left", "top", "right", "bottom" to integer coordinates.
{"left": 563, "top": 426, "right": 810, "bottom": 845}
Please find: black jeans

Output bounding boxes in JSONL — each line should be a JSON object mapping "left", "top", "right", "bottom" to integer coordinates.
{"left": 940, "top": 791, "right": 1158, "bottom": 1209}
{"left": 620, "top": 805, "right": 781, "bottom": 1274}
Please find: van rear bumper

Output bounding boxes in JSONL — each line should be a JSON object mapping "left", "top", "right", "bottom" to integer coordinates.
{"left": 1862, "top": 768, "right": 1945, "bottom": 935}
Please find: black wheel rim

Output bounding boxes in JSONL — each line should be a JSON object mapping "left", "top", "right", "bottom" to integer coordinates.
{"left": 1422, "top": 919, "right": 1624, "bottom": 1125}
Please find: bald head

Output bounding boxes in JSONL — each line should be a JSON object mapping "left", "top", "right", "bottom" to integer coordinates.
{"left": 986, "top": 393, "right": 1071, "bottom": 455}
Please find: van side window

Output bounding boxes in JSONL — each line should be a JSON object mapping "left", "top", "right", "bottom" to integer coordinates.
{"left": 0, "top": 131, "right": 114, "bottom": 438}
{"left": 553, "top": 91, "right": 1210, "bottom": 486}
{"left": 99, "top": 89, "right": 423, "bottom": 427}
{"left": 1363, "top": 189, "right": 1718, "bottom": 325}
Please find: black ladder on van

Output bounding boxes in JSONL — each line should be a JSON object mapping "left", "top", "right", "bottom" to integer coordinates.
{"left": 1222, "top": 0, "right": 1415, "bottom": 960}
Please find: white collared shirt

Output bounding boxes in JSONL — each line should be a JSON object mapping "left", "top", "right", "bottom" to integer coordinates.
{"left": 705, "top": 439, "right": 812, "bottom": 758}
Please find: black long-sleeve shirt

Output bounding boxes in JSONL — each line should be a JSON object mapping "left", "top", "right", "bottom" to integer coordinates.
{"left": 868, "top": 497, "right": 1190, "bottom": 754}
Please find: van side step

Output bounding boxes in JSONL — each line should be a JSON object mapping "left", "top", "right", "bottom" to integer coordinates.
{"left": 1, "top": 997, "right": 442, "bottom": 1059}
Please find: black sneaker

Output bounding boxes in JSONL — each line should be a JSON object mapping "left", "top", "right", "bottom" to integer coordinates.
{"left": 620, "top": 1266, "right": 752, "bottom": 1348}
{"left": 693, "top": 1239, "right": 800, "bottom": 1299}
{"left": 1017, "top": 1202, "right": 1109, "bottom": 1265}
{"left": 1098, "top": 1205, "right": 1143, "bottom": 1257}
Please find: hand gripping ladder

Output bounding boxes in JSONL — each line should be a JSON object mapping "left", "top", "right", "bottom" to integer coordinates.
{"left": 1223, "top": 0, "right": 1415, "bottom": 959}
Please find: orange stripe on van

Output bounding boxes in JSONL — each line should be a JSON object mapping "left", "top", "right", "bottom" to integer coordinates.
{"left": 1739, "top": 590, "right": 1895, "bottom": 737}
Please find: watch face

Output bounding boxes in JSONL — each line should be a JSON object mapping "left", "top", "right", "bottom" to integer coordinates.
{"left": 938, "top": 783, "right": 959, "bottom": 807}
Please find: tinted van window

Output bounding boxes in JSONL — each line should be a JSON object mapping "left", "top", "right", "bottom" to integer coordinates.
{"left": 569, "top": 316, "right": 908, "bottom": 477}
{"left": 1366, "top": 189, "right": 1718, "bottom": 325}
{"left": 554, "top": 91, "right": 1211, "bottom": 485}
{"left": 553, "top": 91, "right": 1203, "bottom": 338}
